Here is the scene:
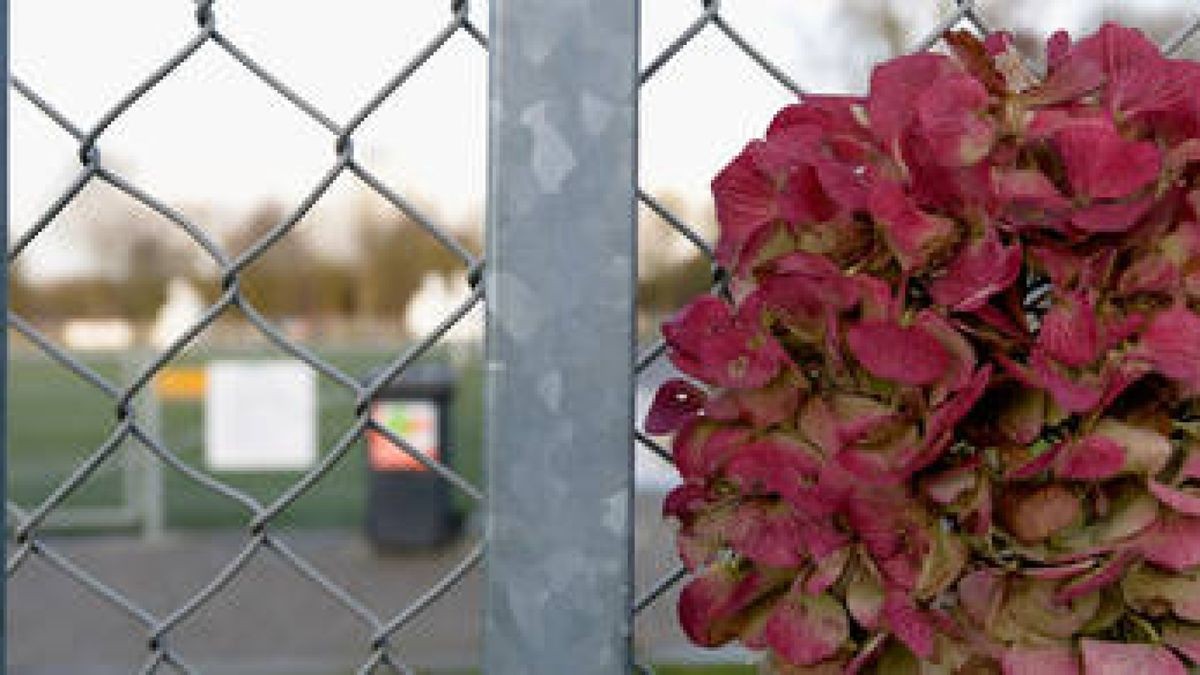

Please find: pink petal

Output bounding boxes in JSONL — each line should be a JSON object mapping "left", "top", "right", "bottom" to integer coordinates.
{"left": 663, "top": 296, "right": 787, "bottom": 390}
{"left": 918, "top": 310, "right": 978, "bottom": 401}
{"left": 1139, "top": 306, "right": 1200, "bottom": 390}
{"left": 764, "top": 590, "right": 849, "bottom": 667}
{"left": 1037, "top": 292, "right": 1102, "bottom": 368}
{"left": 1029, "top": 351, "right": 1106, "bottom": 414}
{"left": 703, "top": 378, "right": 800, "bottom": 429}
{"left": 868, "top": 181, "right": 960, "bottom": 271}
{"left": 662, "top": 483, "right": 707, "bottom": 520}
{"left": 814, "top": 159, "right": 869, "bottom": 212}
{"left": 1182, "top": 451, "right": 1200, "bottom": 481}
{"left": 958, "top": 568, "right": 1003, "bottom": 628}
{"left": 1027, "top": 54, "right": 1105, "bottom": 106}
{"left": 1054, "top": 551, "right": 1134, "bottom": 603}
{"left": 1083, "top": 22, "right": 1197, "bottom": 118}
{"left": 796, "top": 517, "right": 851, "bottom": 561}
{"left": 916, "top": 73, "right": 996, "bottom": 166}
{"left": 1046, "top": 30, "right": 1072, "bottom": 69}
{"left": 671, "top": 421, "right": 751, "bottom": 482}
{"left": 675, "top": 511, "right": 726, "bottom": 571}
{"left": 1149, "top": 481, "right": 1200, "bottom": 517}
{"left": 846, "top": 320, "right": 950, "bottom": 386}
{"left": 922, "top": 459, "right": 981, "bottom": 505}
{"left": 1092, "top": 419, "right": 1172, "bottom": 476}
{"left": 1081, "top": 640, "right": 1189, "bottom": 675}
{"left": 805, "top": 548, "right": 850, "bottom": 596}
{"left": 883, "top": 591, "right": 936, "bottom": 659}
{"left": 725, "top": 435, "right": 821, "bottom": 499}
{"left": 768, "top": 96, "right": 866, "bottom": 138}
{"left": 930, "top": 229, "right": 1023, "bottom": 311}
{"left": 868, "top": 52, "right": 956, "bottom": 148}
{"left": 645, "top": 378, "right": 707, "bottom": 434}
{"left": 924, "top": 365, "right": 991, "bottom": 445}
{"left": 712, "top": 149, "right": 777, "bottom": 267}
{"left": 1053, "top": 120, "right": 1160, "bottom": 200}
{"left": 1007, "top": 444, "right": 1062, "bottom": 481}
{"left": 1119, "top": 256, "right": 1179, "bottom": 295}
{"left": 1001, "top": 645, "right": 1081, "bottom": 675}
{"left": 994, "top": 168, "right": 1071, "bottom": 211}
{"left": 1133, "top": 515, "right": 1200, "bottom": 572}
{"left": 678, "top": 565, "right": 782, "bottom": 648}
{"left": 768, "top": 252, "right": 859, "bottom": 310}
{"left": 1055, "top": 434, "right": 1126, "bottom": 481}
{"left": 727, "top": 500, "right": 808, "bottom": 567}
{"left": 1070, "top": 197, "right": 1154, "bottom": 233}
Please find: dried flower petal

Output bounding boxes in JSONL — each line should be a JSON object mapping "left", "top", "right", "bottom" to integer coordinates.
{"left": 868, "top": 181, "right": 960, "bottom": 271}
{"left": 663, "top": 297, "right": 787, "bottom": 390}
{"left": 930, "top": 229, "right": 1022, "bottom": 311}
{"left": 764, "top": 590, "right": 850, "bottom": 666}
{"left": 1001, "top": 646, "right": 1080, "bottom": 675}
{"left": 679, "top": 564, "right": 785, "bottom": 648}
{"left": 846, "top": 320, "right": 950, "bottom": 386}
{"left": 645, "top": 378, "right": 707, "bottom": 434}
{"left": 1081, "top": 640, "right": 1188, "bottom": 675}
{"left": 1138, "top": 306, "right": 1200, "bottom": 391}
{"left": 1055, "top": 434, "right": 1126, "bottom": 481}
{"left": 1054, "top": 120, "right": 1161, "bottom": 201}
{"left": 883, "top": 591, "right": 937, "bottom": 659}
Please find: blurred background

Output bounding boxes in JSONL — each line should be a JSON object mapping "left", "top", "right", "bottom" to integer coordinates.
{"left": 8, "top": 1, "right": 1200, "bottom": 673}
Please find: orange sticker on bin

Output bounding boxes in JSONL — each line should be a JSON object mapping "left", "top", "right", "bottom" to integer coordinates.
{"left": 367, "top": 400, "right": 441, "bottom": 471}
{"left": 154, "top": 367, "right": 207, "bottom": 400}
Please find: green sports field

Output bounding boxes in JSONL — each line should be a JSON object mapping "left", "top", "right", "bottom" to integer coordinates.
{"left": 7, "top": 343, "right": 484, "bottom": 531}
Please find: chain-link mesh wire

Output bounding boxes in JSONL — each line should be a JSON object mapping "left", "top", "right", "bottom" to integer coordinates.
{"left": 10, "top": 0, "right": 1200, "bottom": 671}
{"left": 631, "top": 0, "right": 1200, "bottom": 669}
{"left": 7, "top": 1, "right": 487, "bottom": 671}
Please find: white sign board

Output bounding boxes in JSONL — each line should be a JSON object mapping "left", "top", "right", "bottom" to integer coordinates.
{"left": 205, "top": 361, "right": 316, "bottom": 471}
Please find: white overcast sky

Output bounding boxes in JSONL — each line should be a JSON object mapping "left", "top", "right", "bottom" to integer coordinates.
{"left": 10, "top": 0, "right": 1198, "bottom": 279}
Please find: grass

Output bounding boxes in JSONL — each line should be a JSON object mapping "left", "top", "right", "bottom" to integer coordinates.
{"left": 7, "top": 344, "right": 484, "bottom": 530}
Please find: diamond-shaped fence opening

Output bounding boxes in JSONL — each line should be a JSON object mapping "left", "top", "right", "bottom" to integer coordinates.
{"left": 8, "top": 0, "right": 485, "bottom": 671}
{"left": 630, "top": 0, "right": 1200, "bottom": 669}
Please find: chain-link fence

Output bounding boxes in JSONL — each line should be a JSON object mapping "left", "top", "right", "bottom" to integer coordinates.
{"left": 8, "top": 1, "right": 486, "bottom": 672}
{"left": 8, "top": 0, "right": 1200, "bottom": 672}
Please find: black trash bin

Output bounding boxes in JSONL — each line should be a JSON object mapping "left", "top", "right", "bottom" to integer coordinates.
{"left": 364, "top": 363, "right": 462, "bottom": 551}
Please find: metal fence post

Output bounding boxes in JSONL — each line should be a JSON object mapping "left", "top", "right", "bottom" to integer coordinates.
{"left": 485, "top": 0, "right": 638, "bottom": 671}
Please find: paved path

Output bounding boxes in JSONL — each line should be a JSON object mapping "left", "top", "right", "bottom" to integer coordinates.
{"left": 9, "top": 495, "right": 751, "bottom": 673}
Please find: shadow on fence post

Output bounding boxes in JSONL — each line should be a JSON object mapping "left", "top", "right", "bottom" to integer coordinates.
{"left": 485, "top": 0, "right": 638, "bottom": 672}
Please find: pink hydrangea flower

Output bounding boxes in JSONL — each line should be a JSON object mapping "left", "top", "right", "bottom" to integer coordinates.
{"left": 654, "top": 23, "right": 1200, "bottom": 673}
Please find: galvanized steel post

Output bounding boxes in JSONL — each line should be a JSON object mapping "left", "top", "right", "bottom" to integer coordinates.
{"left": 485, "top": 0, "right": 638, "bottom": 671}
